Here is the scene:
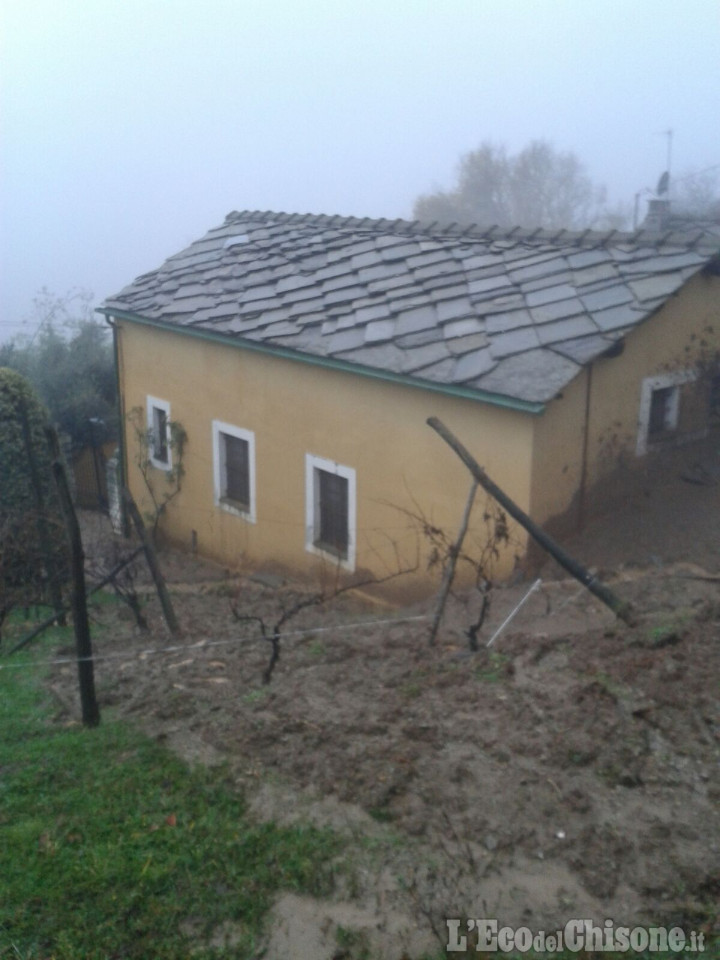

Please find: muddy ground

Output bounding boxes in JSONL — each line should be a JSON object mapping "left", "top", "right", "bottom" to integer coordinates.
{"left": 43, "top": 470, "right": 720, "bottom": 958}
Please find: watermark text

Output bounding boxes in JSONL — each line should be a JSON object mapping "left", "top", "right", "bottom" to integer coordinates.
{"left": 446, "top": 918, "right": 706, "bottom": 953}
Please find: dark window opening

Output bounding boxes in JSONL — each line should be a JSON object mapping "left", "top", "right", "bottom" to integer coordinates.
{"left": 152, "top": 407, "right": 168, "bottom": 463}
{"left": 222, "top": 433, "right": 250, "bottom": 509}
{"left": 316, "top": 469, "right": 349, "bottom": 557}
{"left": 648, "top": 386, "right": 675, "bottom": 439}
{"left": 709, "top": 375, "right": 720, "bottom": 418}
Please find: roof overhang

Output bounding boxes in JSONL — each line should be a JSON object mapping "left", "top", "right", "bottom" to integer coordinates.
{"left": 98, "top": 307, "right": 546, "bottom": 416}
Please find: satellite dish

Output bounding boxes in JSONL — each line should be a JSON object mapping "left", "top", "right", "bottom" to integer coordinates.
{"left": 656, "top": 171, "right": 670, "bottom": 196}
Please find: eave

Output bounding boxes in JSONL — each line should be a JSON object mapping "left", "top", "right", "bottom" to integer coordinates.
{"left": 98, "top": 307, "right": 546, "bottom": 416}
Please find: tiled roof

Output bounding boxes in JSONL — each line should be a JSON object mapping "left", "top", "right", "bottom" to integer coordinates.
{"left": 103, "top": 211, "right": 720, "bottom": 406}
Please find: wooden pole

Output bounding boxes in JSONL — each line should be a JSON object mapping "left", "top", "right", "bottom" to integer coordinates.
{"left": 122, "top": 489, "right": 181, "bottom": 637}
{"left": 46, "top": 428, "right": 100, "bottom": 727}
{"left": 88, "top": 419, "right": 107, "bottom": 511}
{"left": 428, "top": 480, "right": 478, "bottom": 646}
{"left": 426, "top": 417, "right": 633, "bottom": 624}
{"left": 8, "top": 546, "right": 144, "bottom": 655}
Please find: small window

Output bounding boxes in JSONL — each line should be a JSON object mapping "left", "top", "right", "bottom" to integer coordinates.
{"left": 317, "top": 469, "right": 349, "bottom": 555}
{"left": 147, "top": 396, "right": 171, "bottom": 469}
{"left": 709, "top": 374, "right": 720, "bottom": 418}
{"left": 212, "top": 421, "right": 256, "bottom": 522}
{"left": 637, "top": 370, "right": 695, "bottom": 456}
{"left": 648, "top": 385, "right": 677, "bottom": 439}
{"left": 305, "top": 454, "right": 356, "bottom": 570}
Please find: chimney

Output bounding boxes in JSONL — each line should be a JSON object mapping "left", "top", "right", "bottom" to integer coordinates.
{"left": 643, "top": 197, "right": 671, "bottom": 232}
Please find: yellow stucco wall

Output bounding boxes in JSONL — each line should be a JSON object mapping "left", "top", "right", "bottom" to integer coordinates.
{"left": 530, "top": 270, "right": 720, "bottom": 531}
{"left": 529, "top": 369, "right": 587, "bottom": 533}
{"left": 116, "top": 321, "right": 535, "bottom": 597}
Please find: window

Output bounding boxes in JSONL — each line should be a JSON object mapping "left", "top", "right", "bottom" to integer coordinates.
{"left": 636, "top": 370, "right": 696, "bottom": 456}
{"left": 709, "top": 374, "right": 720, "bottom": 419}
{"left": 305, "top": 454, "right": 356, "bottom": 570}
{"left": 212, "top": 421, "right": 256, "bottom": 522}
{"left": 147, "top": 396, "right": 171, "bottom": 469}
{"left": 648, "top": 386, "right": 677, "bottom": 439}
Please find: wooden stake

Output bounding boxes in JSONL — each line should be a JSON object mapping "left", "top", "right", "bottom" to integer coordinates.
{"left": 46, "top": 428, "right": 100, "bottom": 727}
{"left": 428, "top": 480, "right": 478, "bottom": 646}
{"left": 8, "top": 546, "right": 144, "bottom": 656}
{"left": 122, "top": 489, "right": 181, "bottom": 637}
{"left": 426, "top": 417, "right": 634, "bottom": 624}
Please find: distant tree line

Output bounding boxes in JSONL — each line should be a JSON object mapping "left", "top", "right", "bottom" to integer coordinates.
{"left": 0, "top": 367, "right": 69, "bottom": 631}
{"left": 413, "top": 140, "right": 629, "bottom": 231}
{"left": 0, "top": 289, "right": 117, "bottom": 451}
{"left": 670, "top": 166, "right": 720, "bottom": 222}
{"left": 413, "top": 139, "right": 720, "bottom": 233}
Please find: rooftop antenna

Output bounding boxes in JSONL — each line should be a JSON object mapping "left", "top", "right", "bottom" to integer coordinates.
{"left": 655, "top": 127, "right": 673, "bottom": 197}
{"left": 633, "top": 129, "right": 674, "bottom": 230}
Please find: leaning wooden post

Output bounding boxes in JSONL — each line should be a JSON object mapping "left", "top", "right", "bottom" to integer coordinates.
{"left": 8, "top": 545, "right": 145, "bottom": 656}
{"left": 46, "top": 428, "right": 100, "bottom": 728}
{"left": 426, "top": 417, "right": 634, "bottom": 624}
{"left": 429, "top": 480, "right": 478, "bottom": 646}
{"left": 122, "top": 488, "right": 181, "bottom": 637}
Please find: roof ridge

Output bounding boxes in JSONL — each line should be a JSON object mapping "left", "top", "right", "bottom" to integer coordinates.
{"left": 223, "top": 209, "right": 720, "bottom": 252}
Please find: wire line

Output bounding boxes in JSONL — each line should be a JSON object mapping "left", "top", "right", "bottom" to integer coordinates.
{"left": 0, "top": 614, "right": 429, "bottom": 672}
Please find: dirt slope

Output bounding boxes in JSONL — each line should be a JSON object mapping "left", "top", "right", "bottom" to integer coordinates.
{"left": 46, "top": 542, "right": 720, "bottom": 957}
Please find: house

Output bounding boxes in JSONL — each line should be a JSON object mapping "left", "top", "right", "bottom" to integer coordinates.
{"left": 100, "top": 211, "right": 720, "bottom": 598}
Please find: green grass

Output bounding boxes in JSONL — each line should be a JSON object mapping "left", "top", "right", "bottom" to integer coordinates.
{"left": 0, "top": 624, "right": 340, "bottom": 959}
{"left": 335, "top": 924, "right": 371, "bottom": 958}
{"left": 475, "top": 650, "right": 510, "bottom": 683}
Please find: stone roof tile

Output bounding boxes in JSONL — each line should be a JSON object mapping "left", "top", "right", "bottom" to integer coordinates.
{"left": 525, "top": 283, "right": 577, "bottom": 307}
{"left": 529, "top": 298, "right": 585, "bottom": 324}
{"left": 468, "top": 273, "right": 514, "bottom": 297}
{"left": 336, "top": 343, "right": 405, "bottom": 372}
{"left": 355, "top": 302, "right": 392, "bottom": 324}
{"left": 367, "top": 273, "right": 413, "bottom": 294}
{"left": 104, "top": 208, "right": 719, "bottom": 409}
{"left": 402, "top": 341, "right": 452, "bottom": 373}
{"left": 443, "top": 318, "right": 485, "bottom": 339}
{"left": 580, "top": 285, "right": 633, "bottom": 312}
{"left": 446, "top": 332, "right": 489, "bottom": 355}
{"left": 536, "top": 315, "right": 597, "bottom": 345}
{"left": 475, "top": 350, "right": 580, "bottom": 403}
{"left": 328, "top": 327, "right": 366, "bottom": 354}
{"left": 323, "top": 285, "right": 365, "bottom": 306}
{"left": 395, "top": 305, "right": 438, "bottom": 336}
{"left": 490, "top": 326, "right": 541, "bottom": 359}
{"left": 553, "top": 334, "right": 614, "bottom": 364}
{"left": 395, "top": 328, "right": 440, "bottom": 348}
{"left": 437, "top": 298, "right": 473, "bottom": 322}
{"left": 485, "top": 309, "right": 532, "bottom": 333}
{"left": 364, "top": 319, "right": 396, "bottom": 343}
{"left": 629, "top": 274, "right": 685, "bottom": 302}
{"left": 451, "top": 347, "right": 494, "bottom": 382}
{"left": 593, "top": 302, "right": 638, "bottom": 331}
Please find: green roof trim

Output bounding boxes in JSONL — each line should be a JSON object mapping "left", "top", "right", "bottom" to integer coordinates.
{"left": 97, "top": 308, "right": 546, "bottom": 415}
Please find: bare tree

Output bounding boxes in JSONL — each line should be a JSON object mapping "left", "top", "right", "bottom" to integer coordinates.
{"left": 673, "top": 167, "right": 720, "bottom": 221}
{"left": 388, "top": 490, "right": 517, "bottom": 650}
{"left": 126, "top": 405, "right": 187, "bottom": 536}
{"left": 84, "top": 535, "right": 149, "bottom": 632}
{"left": 413, "top": 139, "right": 624, "bottom": 230}
{"left": 230, "top": 562, "right": 416, "bottom": 684}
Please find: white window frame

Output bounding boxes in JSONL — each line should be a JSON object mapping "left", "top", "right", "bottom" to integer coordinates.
{"left": 636, "top": 369, "right": 697, "bottom": 456}
{"left": 212, "top": 420, "right": 256, "bottom": 523}
{"left": 305, "top": 454, "right": 356, "bottom": 572}
{"left": 146, "top": 395, "right": 172, "bottom": 470}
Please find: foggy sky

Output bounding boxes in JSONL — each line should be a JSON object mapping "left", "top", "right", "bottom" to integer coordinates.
{"left": 1, "top": 0, "right": 718, "bottom": 342}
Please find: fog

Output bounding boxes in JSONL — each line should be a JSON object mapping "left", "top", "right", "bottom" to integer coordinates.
{"left": 1, "top": 0, "right": 718, "bottom": 342}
